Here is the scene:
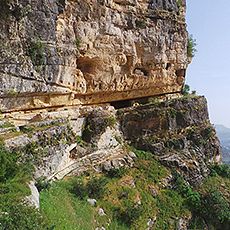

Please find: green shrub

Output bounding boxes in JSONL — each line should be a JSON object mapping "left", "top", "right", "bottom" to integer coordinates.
{"left": 201, "top": 126, "right": 213, "bottom": 140}
{"left": 72, "top": 178, "right": 87, "bottom": 200}
{"left": 27, "top": 40, "right": 45, "bottom": 66}
{"left": 200, "top": 190, "right": 230, "bottom": 228}
{"left": 187, "top": 35, "right": 197, "bottom": 58}
{"left": 188, "top": 216, "right": 206, "bottom": 230}
{"left": 0, "top": 145, "right": 18, "bottom": 183}
{"left": 106, "top": 116, "right": 117, "bottom": 128}
{"left": 173, "top": 172, "right": 201, "bottom": 211}
{"left": 135, "top": 19, "right": 146, "bottom": 29}
{"left": 174, "top": 172, "right": 230, "bottom": 229}
{"left": 182, "top": 84, "right": 190, "bottom": 95}
{"left": 0, "top": 202, "right": 48, "bottom": 230}
{"left": 19, "top": 125, "right": 34, "bottom": 133}
{"left": 176, "top": 0, "right": 183, "bottom": 8}
{"left": 0, "top": 144, "right": 48, "bottom": 229}
{"left": 115, "top": 203, "right": 143, "bottom": 227}
{"left": 75, "top": 38, "right": 81, "bottom": 48}
{"left": 72, "top": 176, "right": 108, "bottom": 199}
{"left": 0, "top": 0, "right": 11, "bottom": 20}
{"left": 86, "top": 177, "right": 108, "bottom": 199}
{"left": 210, "top": 164, "right": 230, "bottom": 178}
{"left": 133, "top": 149, "right": 153, "bottom": 160}
{"left": 35, "top": 177, "right": 50, "bottom": 192}
{"left": 105, "top": 167, "right": 127, "bottom": 178}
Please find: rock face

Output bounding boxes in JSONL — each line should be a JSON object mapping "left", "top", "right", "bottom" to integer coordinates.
{"left": 1, "top": 96, "right": 221, "bottom": 186}
{"left": 3, "top": 105, "right": 135, "bottom": 181}
{"left": 0, "top": 0, "right": 188, "bottom": 112}
{"left": 118, "top": 96, "right": 221, "bottom": 185}
{"left": 0, "top": 0, "right": 222, "bottom": 189}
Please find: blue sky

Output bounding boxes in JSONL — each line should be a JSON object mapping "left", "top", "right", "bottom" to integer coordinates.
{"left": 186, "top": 0, "right": 230, "bottom": 128}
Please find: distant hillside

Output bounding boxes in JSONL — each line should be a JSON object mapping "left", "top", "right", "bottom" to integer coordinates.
{"left": 215, "top": 124, "right": 230, "bottom": 164}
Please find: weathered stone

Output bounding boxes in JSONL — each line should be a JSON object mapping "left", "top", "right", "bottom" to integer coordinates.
{"left": 25, "top": 181, "right": 40, "bottom": 209}
{"left": 118, "top": 96, "right": 221, "bottom": 185}
{"left": 147, "top": 217, "right": 156, "bottom": 229}
{"left": 98, "top": 208, "right": 106, "bottom": 216}
{"left": 0, "top": 0, "right": 188, "bottom": 112}
{"left": 87, "top": 198, "right": 97, "bottom": 206}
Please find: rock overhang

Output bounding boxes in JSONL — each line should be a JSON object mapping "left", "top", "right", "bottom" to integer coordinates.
{"left": 0, "top": 0, "right": 188, "bottom": 112}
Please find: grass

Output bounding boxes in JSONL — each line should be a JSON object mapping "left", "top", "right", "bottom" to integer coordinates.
{"left": 0, "top": 144, "right": 48, "bottom": 229}
{"left": 39, "top": 149, "right": 230, "bottom": 229}
{"left": 155, "top": 189, "right": 188, "bottom": 229}
{"left": 40, "top": 179, "right": 95, "bottom": 230}
{"left": 40, "top": 150, "right": 191, "bottom": 230}
{"left": 27, "top": 40, "right": 45, "bottom": 66}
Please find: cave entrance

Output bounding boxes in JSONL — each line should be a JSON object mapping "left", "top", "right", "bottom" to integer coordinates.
{"left": 110, "top": 96, "right": 150, "bottom": 109}
{"left": 110, "top": 99, "right": 133, "bottom": 109}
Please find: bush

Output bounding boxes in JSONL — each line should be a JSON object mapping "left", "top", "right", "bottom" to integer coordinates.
{"left": 27, "top": 40, "right": 45, "bottom": 66}
{"left": 187, "top": 35, "right": 197, "bottom": 58}
{"left": 200, "top": 190, "right": 230, "bottom": 229}
{"left": 182, "top": 84, "right": 190, "bottom": 96}
{"left": 176, "top": 0, "right": 183, "bottom": 8}
{"left": 210, "top": 164, "right": 230, "bottom": 178}
{"left": 0, "top": 0, "right": 11, "bottom": 20}
{"left": 72, "top": 178, "right": 87, "bottom": 200}
{"left": 0, "top": 202, "right": 48, "bottom": 230}
{"left": 105, "top": 167, "right": 127, "bottom": 178}
{"left": 72, "top": 177, "right": 108, "bottom": 199}
{"left": 174, "top": 172, "right": 230, "bottom": 229}
{"left": 134, "top": 149, "right": 153, "bottom": 160}
{"left": 86, "top": 177, "right": 108, "bottom": 199}
{"left": 115, "top": 203, "right": 143, "bottom": 226}
{"left": 35, "top": 177, "right": 50, "bottom": 192}
{"left": 173, "top": 172, "right": 201, "bottom": 211}
{"left": 75, "top": 38, "right": 81, "bottom": 48}
{"left": 0, "top": 145, "right": 19, "bottom": 183}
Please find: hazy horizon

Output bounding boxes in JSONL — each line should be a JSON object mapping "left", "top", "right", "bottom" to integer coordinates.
{"left": 186, "top": 0, "right": 230, "bottom": 128}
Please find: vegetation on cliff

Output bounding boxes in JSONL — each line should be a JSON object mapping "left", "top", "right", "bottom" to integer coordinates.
{"left": 0, "top": 144, "right": 48, "bottom": 230}
{"left": 39, "top": 150, "right": 230, "bottom": 230}
{"left": 187, "top": 35, "right": 197, "bottom": 58}
{"left": 0, "top": 132, "right": 229, "bottom": 230}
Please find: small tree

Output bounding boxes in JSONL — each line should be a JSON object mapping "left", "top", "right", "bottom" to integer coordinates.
{"left": 182, "top": 84, "right": 190, "bottom": 95}
{"left": 187, "top": 35, "right": 197, "bottom": 58}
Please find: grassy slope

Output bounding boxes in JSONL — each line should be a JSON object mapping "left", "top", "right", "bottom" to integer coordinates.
{"left": 40, "top": 179, "right": 95, "bottom": 230}
{"left": 40, "top": 151, "right": 191, "bottom": 230}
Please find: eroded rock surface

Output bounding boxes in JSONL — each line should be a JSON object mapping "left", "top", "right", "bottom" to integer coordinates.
{"left": 0, "top": 95, "right": 221, "bottom": 186}
{"left": 0, "top": 0, "right": 188, "bottom": 111}
{"left": 118, "top": 96, "right": 221, "bottom": 185}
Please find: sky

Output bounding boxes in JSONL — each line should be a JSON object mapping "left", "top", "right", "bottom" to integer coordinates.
{"left": 186, "top": 0, "right": 230, "bottom": 128}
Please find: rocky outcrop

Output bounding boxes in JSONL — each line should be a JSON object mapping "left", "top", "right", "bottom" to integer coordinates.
{"left": 0, "top": 0, "right": 188, "bottom": 112}
{"left": 2, "top": 105, "right": 135, "bottom": 181}
{"left": 118, "top": 96, "right": 221, "bottom": 185}
{"left": 1, "top": 95, "right": 221, "bottom": 186}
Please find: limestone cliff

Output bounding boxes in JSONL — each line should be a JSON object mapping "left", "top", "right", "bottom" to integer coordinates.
{"left": 1, "top": 2, "right": 227, "bottom": 229}
{"left": 0, "top": 0, "right": 222, "bottom": 186}
{"left": 0, "top": 0, "right": 188, "bottom": 112}
{"left": 0, "top": 0, "right": 221, "bottom": 186}
{"left": 1, "top": 96, "right": 221, "bottom": 186}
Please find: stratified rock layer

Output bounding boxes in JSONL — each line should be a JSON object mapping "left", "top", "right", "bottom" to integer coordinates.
{"left": 118, "top": 96, "right": 221, "bottom": 185}
{"left": 1, "top": 96, "right": 221, "bottom": 185}
{"left": 0, "top": 0, "right": 188, "bottom": 112}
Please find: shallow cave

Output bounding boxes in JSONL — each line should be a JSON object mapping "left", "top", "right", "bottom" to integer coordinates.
{"left": 110, "top": 97, "right": 150, "bottom": 109}
{"left": 133, "top": 67, "right": 149, "bottom": 76}
{"left": 110, "top": 99, "right": 133, "bottom": 109}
